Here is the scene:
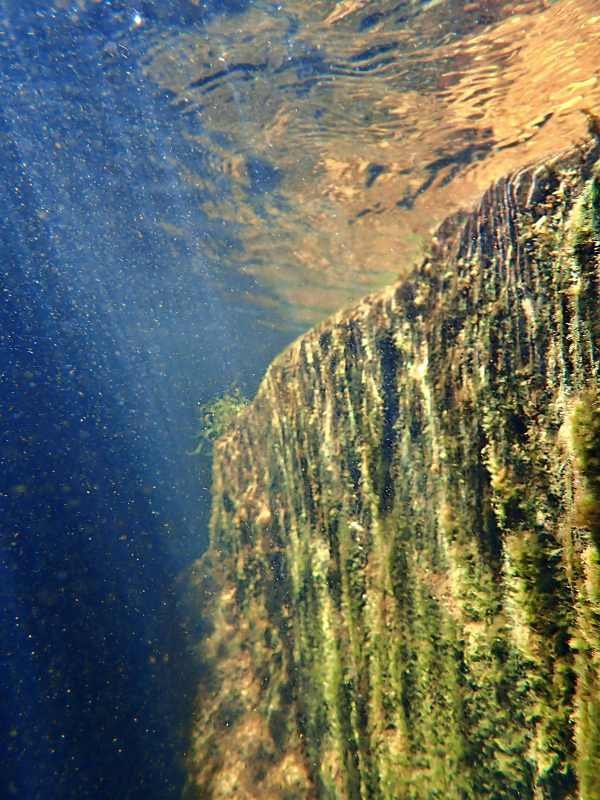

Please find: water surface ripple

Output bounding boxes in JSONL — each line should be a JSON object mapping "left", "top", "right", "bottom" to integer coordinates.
{"left": 144, "top": 0, "right": 600, "bottom": 324}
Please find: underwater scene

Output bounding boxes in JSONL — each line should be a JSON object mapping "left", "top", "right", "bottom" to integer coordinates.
{"left": 3, "top": 1, "right": 600, "bottom": 798}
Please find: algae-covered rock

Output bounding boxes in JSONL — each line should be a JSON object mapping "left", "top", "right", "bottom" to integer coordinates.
{"left": 185, "top": 139, "right": 600, "bottom": 799}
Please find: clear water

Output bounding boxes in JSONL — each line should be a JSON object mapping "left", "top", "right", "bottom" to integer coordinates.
{"left": 1, "top": 1, "right": 599, "bottom": 798}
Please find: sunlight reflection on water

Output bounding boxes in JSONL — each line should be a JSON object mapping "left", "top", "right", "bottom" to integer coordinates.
{"left": 142, "top": 0, "right": 600, "bottom": 326}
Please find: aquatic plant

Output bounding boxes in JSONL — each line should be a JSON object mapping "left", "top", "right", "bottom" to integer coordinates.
{"left": 189, "top": 386, "right": 249, "bottom": 456}
{"left": 571, "top": 389, "right": 600, "bottom": 534}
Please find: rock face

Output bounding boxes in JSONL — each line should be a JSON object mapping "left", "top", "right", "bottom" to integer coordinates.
{"left": 185, "top": 139, "right": 600, "bottom": 800}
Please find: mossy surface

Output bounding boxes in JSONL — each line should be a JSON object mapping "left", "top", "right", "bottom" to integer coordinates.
{"left": 185, "top": 140, "right": 600, "bottom": 799}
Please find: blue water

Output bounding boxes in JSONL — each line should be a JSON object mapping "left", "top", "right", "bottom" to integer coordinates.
{"left": 0, "top": 2, "right": 292, "bottom": 798}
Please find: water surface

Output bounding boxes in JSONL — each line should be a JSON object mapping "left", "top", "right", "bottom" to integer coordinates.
{"left": 146, "top": 0, "right": 600, "bottom": 324}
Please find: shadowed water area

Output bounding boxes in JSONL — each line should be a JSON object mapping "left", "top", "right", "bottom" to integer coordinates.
{"left": 2, "top": 0, "right": 600, "bottom": 798}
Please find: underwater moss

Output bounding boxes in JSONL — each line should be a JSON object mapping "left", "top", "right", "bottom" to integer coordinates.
{"left": 571, "top": 389, "right": 600, "bottom": 536}
{"left": 185, "top": 141, "right": 600, "bottom": 799}
{"left": 190, "top": 386, "right": 249, "bottom": 455}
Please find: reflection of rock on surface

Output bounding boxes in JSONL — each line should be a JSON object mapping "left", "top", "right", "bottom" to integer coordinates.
{"left": 185, "top": 138, "right": 600, "bottom": 799}
{"left": 145, "top": 0, "right": 600, "bottom": 326}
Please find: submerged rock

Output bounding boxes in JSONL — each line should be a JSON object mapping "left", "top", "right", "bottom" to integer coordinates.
{"left": 185, "top": 139, "right": 600, "bottom": 799}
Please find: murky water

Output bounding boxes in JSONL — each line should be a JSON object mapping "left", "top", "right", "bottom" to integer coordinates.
{"left": 2, "top": 1, "right": 600, "bottom": 798}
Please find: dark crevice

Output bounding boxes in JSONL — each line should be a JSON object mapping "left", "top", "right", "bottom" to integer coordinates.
{"left": 377, "top": 333, "right": 400, "bottom": 513}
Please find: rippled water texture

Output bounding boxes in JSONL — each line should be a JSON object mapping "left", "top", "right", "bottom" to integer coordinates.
{"left": 142, "top": 0, "right": 600, "bottom": 325}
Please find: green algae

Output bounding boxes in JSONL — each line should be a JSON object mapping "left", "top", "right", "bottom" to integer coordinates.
{"left": 190, "top": 386, "right": 249, "bottom": 456}
{"left": 185, "top": 142, "right": 600, "bottom": 800}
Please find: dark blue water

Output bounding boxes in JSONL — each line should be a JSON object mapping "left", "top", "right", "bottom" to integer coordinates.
{"left": 0, "top": 2, "right": 292, "bottom": 798}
